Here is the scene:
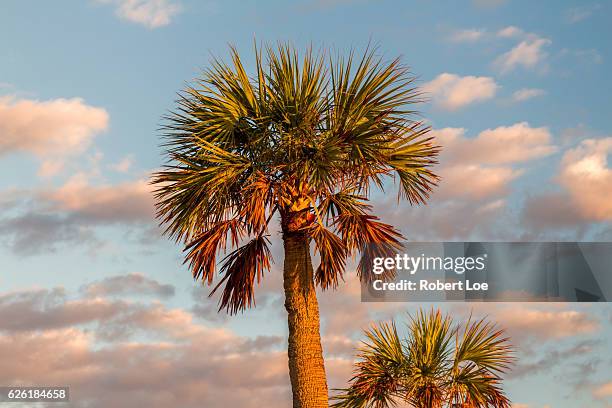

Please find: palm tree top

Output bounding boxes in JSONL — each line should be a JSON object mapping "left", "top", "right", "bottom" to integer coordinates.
{"left": 152, "top": 43, "right": 440, "bottom": 314}
{"left": 332, "top": 309, "right": 515, "bottom": 408}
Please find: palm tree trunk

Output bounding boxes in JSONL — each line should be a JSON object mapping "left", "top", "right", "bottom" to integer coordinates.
{"left": 282, "top": 231, "right": 329, "bottom": 408}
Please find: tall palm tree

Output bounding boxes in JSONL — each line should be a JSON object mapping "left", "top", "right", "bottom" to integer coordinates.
{"left": 332, "top": 309, "right": 515, "bottom": 408}
{"left": 152, "top": 43, "right": 439, "bottom": 408}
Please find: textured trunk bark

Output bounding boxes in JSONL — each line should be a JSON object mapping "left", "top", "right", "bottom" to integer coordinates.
{"left": 282, "top": 231, "right": 329, "bottom": 408}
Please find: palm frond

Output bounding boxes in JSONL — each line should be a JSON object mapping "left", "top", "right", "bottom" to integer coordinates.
{"left": 310, "top": 224, "right": 347, "bottom": 290}
{"left": 332, "top": 322, "right": 406, "bottom": 408}
{"left": 183, "top": 219, "right": 243, "bottom": 283}
{"left": 210, "top": 236, "right": 272, "bottom": 314}
{"left": 336, "top": 309, "right": 515, "bottom": 408}
{"left": 453, "top": 317, "right": 515, "bottom": 375}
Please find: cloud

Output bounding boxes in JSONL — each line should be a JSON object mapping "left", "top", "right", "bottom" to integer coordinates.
{"left": 510, "top": 340, "right": 601, "bottom": 379}
{"left": 497, "top": 26, "right": 525, "bottom": 38}
{"left": 81, "top": 273, "right": 175, "bottom": 298}
{"left": 593, "top": 381, "right": 612, "bottom": 399}
{"left": 41, "top": 175, "right": 156, "bottom": 224}
{"left": 490, "top": 305, "right": 600, "bottom": 342}
{"left": 0, "top": 283, "right": 607, "bottom": 408}
{"left": 558, "top": 138, "right": 612, "bottom": 221}
{"left": 111, "top": 155, "right": 134, "bottom": 173}
{"left": 436, "top": 164, "right": 522, "bottom": 200}
{"left": 560, "top": 48, "right": 604, "bottom": 65}
{"left": 369, "top": 123, "right": 556, "bottom": 240}
{"left": 0, "top": 288, "right": 125, "bottom": 332}
{"left": 512, "top": 88, "right": 545, "bottom": 102}
{"left": 448, "top": 28, "right": 486, "bottom": 43}
{"left": 433, "top": 122, "right": 556, "bottom": 166}
{"left": 494, "top": 37, "right": 551, "bottom": 73}
{"left": 565, "top": 4, "right": 601, "bottom": 24}
{"left": 423, "top": 73, "right": 499, "bottom": 110}
{"left": 0, "top": 175, "right": 156, "bottom": 255}
{"left": 0, "top": 96, "right": 108, "bottom": 158}
{"left": 99, "top": 0, "right": 182, "bottom": 28}
{"left": 520, "top": 137, "right": 612, "bottom": 230}
{"left": 0, "top": 212, "right": 100, "bottom": 255}
{"left": 521, "top": 192, "right": 587, "bottom": 230}
{"left": 37, "top": 159, "right": 65, "bottom": 178}
{"left": 0, "top": 286, "right": 354, "bottom": 408}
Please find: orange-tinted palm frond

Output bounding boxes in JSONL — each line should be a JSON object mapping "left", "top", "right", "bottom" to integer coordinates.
{"left": 309, "top": 225, "right": 347, "bottom": 290}
{"left": 239, "top": 172, "right": 275, "bottom": 234}
{"left": 318, "top": 189, "right": 371, "bottom": 220}
{"left": 210, "top": 236, "right": 272, "bottom": 314}
{"left": 184, "top": 220, "right": 243, "bottom": 283}
{"left": 335, "top": 213, "right": 403, "bottom": 282}
{"left": 336, "top": 214, "right": 402, "bottom": 250}
{"left": 331, "top": 322, "right": 406, "bottom": 408}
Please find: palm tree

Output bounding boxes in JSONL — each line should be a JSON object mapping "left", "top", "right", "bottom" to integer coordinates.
{"left": 331, "top": 309, "right": 515, "bottom": 408}
{"left": 152, "top": 43, "right": 440, "bottom": 408}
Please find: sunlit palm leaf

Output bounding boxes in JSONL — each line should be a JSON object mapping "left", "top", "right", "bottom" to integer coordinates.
{"left": 310, "top": 225, "right": 347, "bottom": 290}
{"left": 152, "top": 43, "right": 440, "bottom": 310}
{"left": 210, "top": 236, "right": 272, "bottom": 314}
{"left": 333, "top": 309, "right": 514, "bottom": 408}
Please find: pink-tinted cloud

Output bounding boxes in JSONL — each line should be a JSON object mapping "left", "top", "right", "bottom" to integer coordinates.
{"left": 41, "top": 176, "right": 156, "bottom": 224}
{"left": 512, "top": 88, "right": 545, "bottom": 102}
{"left": 593, "top": 381, "right": 612, "bottom": 399}
{"left": 521, "top": 192, "right": 586, "bottom": 230}
{"left": 81, "top": 273, "right": 175, "bottom": 298}
{"left": 558, "top": 138, "right": 612, "bottom": 221}
{"left": 472, "top": 304, "right": 600, "bottom": 341}
{"left": 423, "top": 73, "right": 499, "bottom": 110}
{"left": 521, "top": 137, "right": 612, "bottom": 230}
{"left": 435, "top": 123, "right": 556, "bottom": 166}
{"left": 0, "top": 286, "right": 353, "bottom": 408}
{"left": 0, "top": 288, "right": 125, "bottom": 332}
{"left": 428, "top": 123, "right": 555, "bottom": 205}
{"left": 0, "top": 96, "right": 108, "bottom": 158}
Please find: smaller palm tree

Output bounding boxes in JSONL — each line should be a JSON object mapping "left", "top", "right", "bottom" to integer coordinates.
{"left": 332, "top": 309, "right": 515, "bottom": 408}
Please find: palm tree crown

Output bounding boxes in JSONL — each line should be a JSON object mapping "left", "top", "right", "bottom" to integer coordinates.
{"left": 332, "top": 309, "right": 515, "bottom": 408}
{"left": 152, "top": 44, "right": 439, "bottom": 313}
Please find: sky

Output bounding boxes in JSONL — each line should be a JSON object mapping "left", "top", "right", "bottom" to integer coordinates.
{"left": 0, "top": 0, "right": 611, "bottom": 407}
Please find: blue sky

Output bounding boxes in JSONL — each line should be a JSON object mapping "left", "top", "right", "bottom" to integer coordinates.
{"left": 0, "top": 1, "right": 611, "bottom": 407}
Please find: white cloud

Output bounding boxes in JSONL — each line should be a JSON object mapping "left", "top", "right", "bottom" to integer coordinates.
{"left": 99, "top": 0, "right": 182, "bottom": 29}
{"left": 494, "top": 37, "right": 551, "bottom": 73}
{"left": 448, "top": 28, "right": 485, "bottom": 43}
{"left": 111, "top": 155, "right": 134, "bottom": 173}
{"left": 496, "top": 26, "right": 525, "bottom": 38}
{"left": 558, "top": 138, "right": 612, "bottom": 221}
{"left": 565, "top": 4, "right": 601, "bottom": 24}
{"left": 512, "top": 88, "right": 545, "bottom": 102}
{"left": 0, "top": 96, "right": 108, "bottom": 158}
{"left": 434, "top": 122, "right": 556, "bottom": 166}
{"left": 423, "top": 73, "right": 499, "bottom": 110}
